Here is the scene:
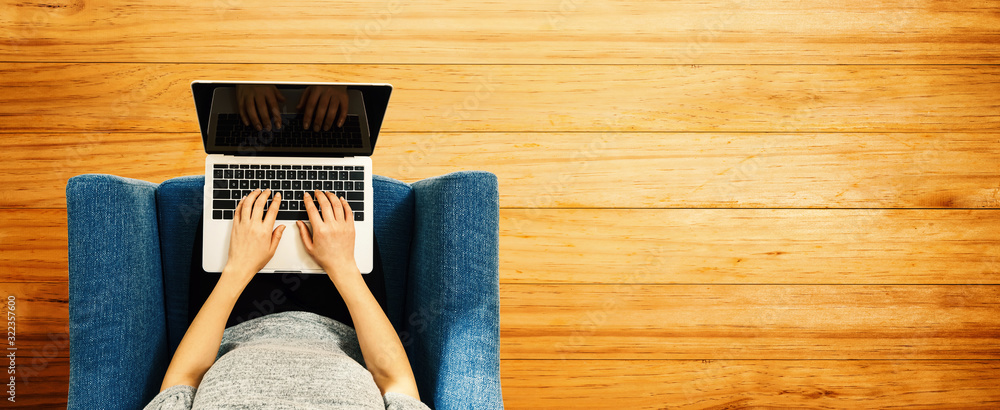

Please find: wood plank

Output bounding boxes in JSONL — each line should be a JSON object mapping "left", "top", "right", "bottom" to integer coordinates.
{"left": 1, "top": 64, "right": 998, "bottom": 133}
{"left": 374, "top": 132, "right": 1000, "bottom": 209}
{"left": 0, "top": 283, "right": 68, "bottom": 353}
{"left": 0, "top": 212, "right": 67, "bottom": 282}
{"left": 499, "top": 284, "right": 1000, "bottom": 359}
{"left": 6, "top": 357, "right": 68, "bottom": 409}
{"left": 2, "top": 1, "right": 998, "bottom": 64}
{"left": 500, "top": 209, "right": 1000, "bottom": 284}
{"left": 0, "top": 133, "right": 203, "bottom": 209}
{"left": 6, "top": 132, "right": 1000, "bottom": 209}
{"left": 501, "top": 359, "right": 1000, "bottom": 409}
{"left": 6, "top": 208, "right": 1000, "bottom": 284}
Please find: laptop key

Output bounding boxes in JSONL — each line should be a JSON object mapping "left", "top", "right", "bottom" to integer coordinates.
{"left": 223, "top": 210, "right": 234, "bottom": 219}
{"left": 213, "top": 170, "right": 224, "bottom": 179}
{"left": 213, "top": 180, "right": 228, "bottom": 189}
{"left": 214, "top": 200, "right": 236, "bottom": 210}
{"left": 276, "top": 211, "right": 309, "bottom": 220}
{"left": 323, "top": 181, "right": 333, "bottom": 190}
{"left": 224, "top": 169, "right": 233, "bottom": 179}
{"left": 229, "top": 180, "right": 239, "bottom": 189}
{"left": 349, "top": 171, "right": 364, "bottom": 180}
{"left": 213, "top": 190, "right": 229, "bottom": 199}
{"left": 346, "top": 191, "right": 363, "bottom": 201}
{"left": 213, "top": 210, "right": 222, "bottom": 219}
{"left": 354, "top": 212, "right": 364, "bottom": 221}
{"left": 348, "top": 201, "right": 363, "bottom": 211}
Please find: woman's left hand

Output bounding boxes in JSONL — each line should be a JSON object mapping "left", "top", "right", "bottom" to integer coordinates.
{"left": 223, "top": 189, "right": 286, "bottom": 287}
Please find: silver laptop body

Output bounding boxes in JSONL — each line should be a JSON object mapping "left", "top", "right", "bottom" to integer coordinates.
{"left": 192, "top": 81, "right": 392, "bottom": 274}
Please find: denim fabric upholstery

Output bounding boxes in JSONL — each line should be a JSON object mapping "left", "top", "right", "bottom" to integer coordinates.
{"left": 371, "top": 175, "right": 415, "bottom": 329}
{"left": 66, "top": 171, "right": 502, "bottom": 410}
{"left": 66, "top": 174, "right": 170, "bottom": 410}
{"left": 407, "top": 172, "right": 502, "bottom": 409}
{"left": 156, "top": 176, "right": 205, "bottom": 352}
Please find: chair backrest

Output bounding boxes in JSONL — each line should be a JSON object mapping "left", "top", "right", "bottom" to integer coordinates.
{"left": 155, "top": 175, "right": 415, "bottom": 351}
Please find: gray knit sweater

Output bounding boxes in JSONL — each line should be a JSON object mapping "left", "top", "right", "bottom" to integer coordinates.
{"left": 143, "top": 311, "right": 430, "bottom": 409}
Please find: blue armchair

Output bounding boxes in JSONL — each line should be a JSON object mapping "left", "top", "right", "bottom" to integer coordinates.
{"left": 66, "top": 172, "right": 502, "bottom": 409}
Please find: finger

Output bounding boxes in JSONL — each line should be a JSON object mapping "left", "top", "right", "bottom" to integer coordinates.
{"left": 233, "top": 193, "right": 244, "bottom": 224}
{"left": 295, "top": 220, "right": 314, "bottom": 252}
{"left": 322, "top": 99, "right": 338, "bottom": 131}
{"left": 246, "top": 98, "right": 262, "bottom": 131}
{"left": 304, "top": 89, "right": 321, "bottom": 130}
{"left": 313, "top": 94, "right": 330, "bottom": 132}
{"left": 273, "top": 86, "right": 286, "bottom": 102}
{"left": 268, "top": 225, "right": 286, "bottom": 256}
{"left": 242, "top": 189, "right": 260, "bottom": 221}
{"left": 251, "top": 189, "right": 268, "bottom": 221}
{"left": 238, "top": 98, "right": 249, "bottom": 126}
{"left": 341, "top": 196, "right": 355, "bottom": 225}
{"left": 264, "top": 191, "right": 282, "bottom": 226}
{"left": 316, "top": 190, "right": 335, "bottom": 222}
{"left": 296, "top": 87, "right": 310, "bottom": 110}
{"left": 330, "top": 190, "right": 345, "bottom": 221}
{"left": 337, "top": 93, "right": 349, "bottom": 127}
{"left": 255, "top": 95, "right": 271, "bottom": 131}
{"left": 303, "top": 191, "right": 322, "bottom": 223}
{"left": 265, "top": 92, "right": 281, "bottom": 129}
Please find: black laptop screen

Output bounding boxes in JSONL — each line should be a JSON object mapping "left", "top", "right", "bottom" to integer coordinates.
{"left": 192, "top": 82, "right": 391, "bottom": 157}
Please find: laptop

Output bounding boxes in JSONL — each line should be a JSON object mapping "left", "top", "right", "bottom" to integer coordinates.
{"left": 191, "top": 81, "right": 392, "bottom": 274}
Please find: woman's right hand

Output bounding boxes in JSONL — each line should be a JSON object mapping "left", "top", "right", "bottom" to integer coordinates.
{"left": 296, "top": 190, "right": 358, "bottom": 278}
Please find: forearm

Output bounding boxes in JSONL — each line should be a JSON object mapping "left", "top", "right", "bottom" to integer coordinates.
{"left": 159, "top": 272, "right": 245, "bottom": 391}
{"left": 329, "top": 267, "right": 419, "bottom": 399}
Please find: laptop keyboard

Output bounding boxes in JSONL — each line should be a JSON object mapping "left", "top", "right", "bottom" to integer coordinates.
{"left": 211, "top": 164, "right": 365, "bottom": 221}
{"left": 214, "top": 113, "right": 364, "bottom": 148}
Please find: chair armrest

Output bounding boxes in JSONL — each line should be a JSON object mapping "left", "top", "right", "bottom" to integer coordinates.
{"left": 407, "top": 171, "right": 503, "bottom": 409}
{"left": 66, "top": 174, "right": 169, "bottom": 409}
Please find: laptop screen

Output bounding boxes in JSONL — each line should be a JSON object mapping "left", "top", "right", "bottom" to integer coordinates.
{"left": 192, "top": 81, "right": 391, "bottom": 157}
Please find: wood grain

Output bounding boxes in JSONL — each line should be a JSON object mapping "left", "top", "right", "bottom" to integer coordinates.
{"left": 500, "top": 209, "right": 1000, "bottom": 284}
{"left": 499, "top": 284, "right": 1000, "bottom": 359}
{"left": 0, "top": 282, "right": 68, "bottom": 354}
{"left": 2, "top": 0, "right": 998, "bottom": 64}
{"left": 501, "top": 360, "right": 1000, "bottom": 409}
{"left": 374, "top": 132, "right": 1000, "bottom": 209}
{"left": 7, "top": 357, "right": 68, "bottom": 409}
{"left": 0, "top": 133, "right": 203, "bottom": 209}
{"left": 7, "top": 208, "right": 999, "bottom": 284}
{"left": 1, "top": 64, "right": 998, "bottom": 133}
{"left": 0, "top": 211, "right": 67, "bottom": 283}
{"left": 5, "top": 132, "right": 1000, "bottom": 209}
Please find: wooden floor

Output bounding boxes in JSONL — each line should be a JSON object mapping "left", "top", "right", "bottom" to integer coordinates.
{"left": 2, "top": 0, "right": 999, "bottom": 408}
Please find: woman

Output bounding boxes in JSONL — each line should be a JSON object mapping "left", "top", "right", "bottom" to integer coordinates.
{"left": 145, "top": 189, "right": 428, "bottom": 409}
